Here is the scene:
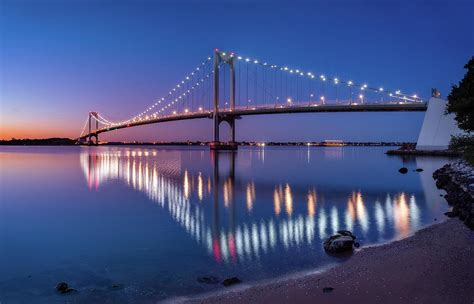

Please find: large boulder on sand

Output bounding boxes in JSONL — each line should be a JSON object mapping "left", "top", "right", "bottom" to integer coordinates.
{"left": 324, "top": 231, "right": 356, "bottom": 253}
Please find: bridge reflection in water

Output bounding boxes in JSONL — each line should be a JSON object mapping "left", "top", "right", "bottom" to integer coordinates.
{"left": 80, "top": 148, "right": 422, "bottom": 264}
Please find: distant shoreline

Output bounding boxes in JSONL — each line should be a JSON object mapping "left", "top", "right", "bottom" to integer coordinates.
{"left": 0, "top": 138, "right": 407, "bottom": 147}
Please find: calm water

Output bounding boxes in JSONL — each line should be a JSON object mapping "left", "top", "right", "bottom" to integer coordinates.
{"left": 0, "top": 146, "right": 452, "bottom": 303}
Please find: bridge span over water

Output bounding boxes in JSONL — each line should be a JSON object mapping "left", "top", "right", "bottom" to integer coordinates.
{"left": 78, "top": 50, "right": 428, "bottom": 149}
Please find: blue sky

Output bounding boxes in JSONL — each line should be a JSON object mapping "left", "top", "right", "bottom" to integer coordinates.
{"left": 1, "top": 0, "right": 473, "bottom": 141}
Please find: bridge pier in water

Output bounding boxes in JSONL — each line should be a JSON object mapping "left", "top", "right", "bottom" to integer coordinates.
{"left": 211, "top": 50, "right": 239, "bottom": 151}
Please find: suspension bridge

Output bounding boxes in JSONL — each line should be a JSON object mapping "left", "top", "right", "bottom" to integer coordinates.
{"left": 77, "top": 49, "right": 427, "bottom": 149}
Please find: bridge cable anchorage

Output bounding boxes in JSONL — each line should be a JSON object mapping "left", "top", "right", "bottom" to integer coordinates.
{"left": 80, "top": 50, "right": 426, "bottom": 138}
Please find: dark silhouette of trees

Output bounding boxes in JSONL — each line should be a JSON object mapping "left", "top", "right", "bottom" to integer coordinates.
{"left": 447, "top": 56, "right": 474, "bottom": 164}
{"left": 447, "top": 57, "right": 474, "bottom": 132}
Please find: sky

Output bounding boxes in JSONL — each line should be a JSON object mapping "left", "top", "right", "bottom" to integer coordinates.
{"left": 1, "top": 0, "right": 473, "bottom": 142}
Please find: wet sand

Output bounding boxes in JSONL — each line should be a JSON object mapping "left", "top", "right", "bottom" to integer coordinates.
{"left": 183, "top": 219, "right": 474, "bottom": 304}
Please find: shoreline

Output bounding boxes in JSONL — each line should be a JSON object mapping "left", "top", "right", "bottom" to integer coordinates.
{"left": 180, "top": 219, "right": 474, "bottom": 304}
{"left": 386, "top": 149, "right": 462, "bottom": 157}
{"left": 434, "top": 161, "right": 474, "bottom": 229}
{"left": 0, "top": 143, "right": 404, "bottom": 147}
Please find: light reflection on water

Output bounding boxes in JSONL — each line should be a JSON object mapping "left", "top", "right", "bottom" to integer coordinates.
{"left": 80, "top": 148, "right": 430, "bottom": 264}
{"left": 0, "top": 146, "right": 451, "bottom": 303}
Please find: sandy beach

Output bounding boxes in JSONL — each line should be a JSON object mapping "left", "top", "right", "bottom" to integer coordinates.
{"left": 183, "top": 219, "right": 474, "bottom": 304}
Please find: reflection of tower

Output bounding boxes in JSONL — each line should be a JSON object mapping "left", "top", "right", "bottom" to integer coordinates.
{"left": 210, "top": 150, "right": 236, "bottom": 187}
{"left": 210, "top": 150, "right": 237, "bottom": 262}
{"left": 211, "top": 150, "right": 221, "bottom": 262}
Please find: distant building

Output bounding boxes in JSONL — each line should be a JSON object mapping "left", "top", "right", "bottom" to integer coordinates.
{"left": 322, "top": 140, "right": 344, "bottom": 146}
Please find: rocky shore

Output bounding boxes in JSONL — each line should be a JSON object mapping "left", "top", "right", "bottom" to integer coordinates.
{"left": 433, "top": 161, "right": 474, "bottom": 229}
{"left": 181, "top": 219, "right": 474, "bottom": 304}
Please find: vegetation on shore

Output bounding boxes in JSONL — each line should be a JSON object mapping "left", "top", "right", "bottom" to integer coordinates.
{"left": 447, "top": 56, "right": 474, "bottom": 165}
{"left": 0, "top": 138, "right": 76, "bottom": 145}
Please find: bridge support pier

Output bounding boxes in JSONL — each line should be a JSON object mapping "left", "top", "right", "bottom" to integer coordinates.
{"left": 210, "top": 115, "right": 239, "bottom": 150}
{"left": 210, "top": 49, "right": 239, "bottom": 151}
{"left": 416, "top": 97, "right": 465, "bottom": 150}
{"left": 88, "top": 134, "right": 98, "bottom": 146}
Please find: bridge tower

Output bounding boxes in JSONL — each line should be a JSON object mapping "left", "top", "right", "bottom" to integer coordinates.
{"left": 210, "top": 50, "right": 239, "bottom": 151}
{"left": 88, "top": 112, "right": 99, "bottom": 145}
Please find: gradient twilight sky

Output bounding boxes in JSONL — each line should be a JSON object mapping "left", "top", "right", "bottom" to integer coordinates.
{"left": 1, "top": 0, "right": 473, "bottom": 142}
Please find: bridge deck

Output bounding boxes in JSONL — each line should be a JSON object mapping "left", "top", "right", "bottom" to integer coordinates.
{"left": 224, "top": 102, "right": 427, "bottom": 116}
{"left": 79, "top": 102, "right": 427, "bottom": 140}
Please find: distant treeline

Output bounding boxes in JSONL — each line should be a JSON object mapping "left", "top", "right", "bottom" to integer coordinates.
{"left": 0, "top": 138, "right": 77, "bottom": 145}
{"left": 241, "top": 142, "right": 407, "bottom": 147}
